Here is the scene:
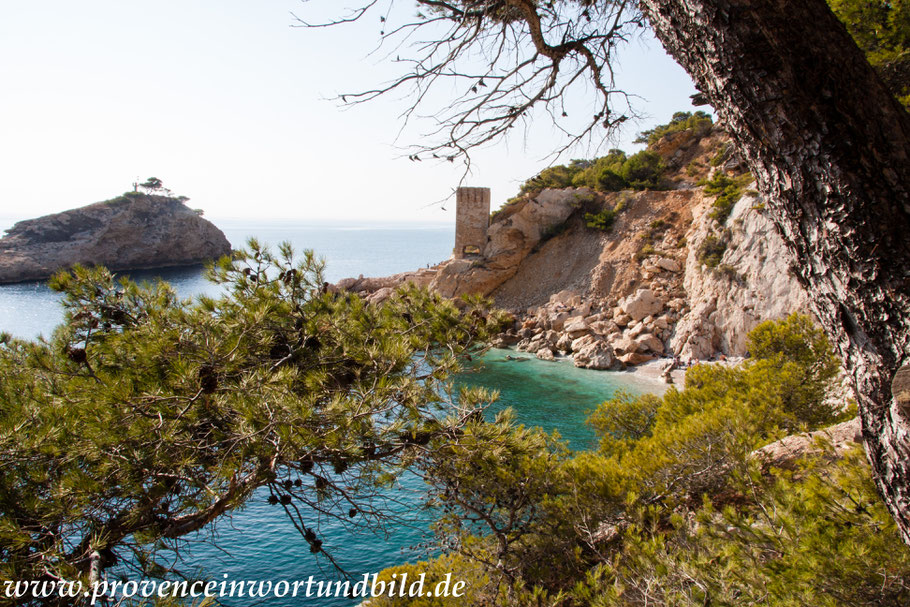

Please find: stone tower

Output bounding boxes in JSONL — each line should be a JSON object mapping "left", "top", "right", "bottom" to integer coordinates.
{"left": 453, "top": 187, "right": 490, "bottom": 258}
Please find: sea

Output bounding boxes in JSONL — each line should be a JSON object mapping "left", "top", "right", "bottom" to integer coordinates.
{"left": 0, "top": 219, "right": 662, "bottom": 606}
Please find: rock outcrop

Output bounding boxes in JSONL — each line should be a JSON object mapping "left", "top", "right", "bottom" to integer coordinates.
{"left": 752, "top": 417, "right": 862, "bottom": 469}
{"left": 0, "top": 194, "right": 232, "bottom": 283}
{"left": 669, "top": 189, "right": 809, "bottom": 360}
{"left": 337, "top": 127, "right": 813, "bottom": 369}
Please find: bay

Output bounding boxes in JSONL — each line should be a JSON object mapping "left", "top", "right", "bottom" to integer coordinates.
{"left": 0, "top": 219, "right": 661, "bottom": 605}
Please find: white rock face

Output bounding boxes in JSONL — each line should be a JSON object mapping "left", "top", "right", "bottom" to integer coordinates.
{"left": 670, "top": 190, "right": 810, "bottom": 359}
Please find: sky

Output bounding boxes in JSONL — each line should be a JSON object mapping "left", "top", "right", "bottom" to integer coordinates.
{"left": 0, "top": 1, "right": 699, "bottom": 224}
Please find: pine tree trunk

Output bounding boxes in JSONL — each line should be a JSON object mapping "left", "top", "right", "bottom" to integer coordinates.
{"left": 639, "top": 0, "right": 910, "bottom": 542}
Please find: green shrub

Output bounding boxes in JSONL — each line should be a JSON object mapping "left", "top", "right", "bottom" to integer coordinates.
{"left": 635, "top": 243, "right": 657, "bottom": 261}
{"left": 686, "top": 159, "right": 705, "bottom": 177}
{"left": 713, "top": 262, "right": 741, "bottom": 282}
{"left": 516, "top": 147, "right": 666, "bottom": 198}
{"left": 377, "top": 316, "right": 876, "bottom": 607}
{"left": 619, "top": 150, "right": 664, "bottom": 189}
{"left": 697, "top": 234, "right": 727, "bottom": 267}
{"left": 710, "top": 141, "right": 732, "bottom": 166}
{"left": 519, "top": 164, "right": 579, "bottom": 195}
{"left": 589, "top": 447, "right": 910, "bottom": 607}
{"left": 585, "top": 208, "right": 617, "bottom": 231}
{"left": 636, "top": 110, "right": 713, "bottom": 146}
{"left": 700, "top": 171, "right": 753, "bottom": 223}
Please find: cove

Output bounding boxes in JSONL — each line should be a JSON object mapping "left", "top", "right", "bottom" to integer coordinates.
{"left": 169, "top": 348, "right": 666, "bottom": 607}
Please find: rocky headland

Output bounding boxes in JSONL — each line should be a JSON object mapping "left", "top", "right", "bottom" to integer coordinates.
{"left": 337, "top": 124, "right": 812, "bottom": 374}
{"left": 0, "top": 193, "right": 232, "bottom": 283}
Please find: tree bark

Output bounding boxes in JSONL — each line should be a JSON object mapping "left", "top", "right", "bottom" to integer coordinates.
{"left": 638, "top": 0, "right": 910, "bottom": 542}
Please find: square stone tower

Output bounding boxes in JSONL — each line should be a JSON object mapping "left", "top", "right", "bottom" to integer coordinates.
{"left": 453, "top": 187, "right": 490, "bottom": 258}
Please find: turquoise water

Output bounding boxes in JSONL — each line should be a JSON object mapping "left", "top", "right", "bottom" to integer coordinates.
{"left": 0, "top": 220, "right": 456, "bottom": 339}
{"left": 0, "top": 220, "right": 661, "bottom": 606}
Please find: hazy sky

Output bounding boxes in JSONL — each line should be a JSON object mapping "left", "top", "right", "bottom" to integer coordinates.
{"left": 0, "top": 1, "right": 699, "bottom": 223}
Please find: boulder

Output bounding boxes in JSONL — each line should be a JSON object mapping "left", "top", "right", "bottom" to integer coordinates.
{"left": 571, "top": 334, "right": 597, "bottom": 352}
{"left": 635, "top": 333, "right": 665, "bottom": 354}
{"left": 536, "top": 347, "right": 556, "bottom": 361}
{"left": 564, "top": 318, "right": 591, "bottom": 339}
{"left": 548, "top": 311, "right": 570, "bottom": 332}
{"left": 491, "top": 333, "right": 521, "bottom": 348}
{"left": 620, "top": 288, "right": 664, "bottom": 322}
{"left": 618, "top": 352, "right": 655, "bottom": 366}
{"left": 590, "top": 320, "right": 619, "bottom": 335}
{"left": 573, "top": 341, "right": 616, "bottom": 370}
{"left": 366, "top": 287, "right": 395, "bottom": 304}
{"left": 555, "top": 333, "right": 573, "bottom": 353}
{"left": 627, "top": 321, "right": 647, "bottom": 338}
{"left": 549, "top": 289, "right": 576, "bottom": 306}
{"left": 657, "top": 257, "right": 682, "bottom": 272}
{"left": 752, "top": 417, "right": 862, "bottom": 469}
{"left": 609, "top": 334, "right": 641, "bottom": 355}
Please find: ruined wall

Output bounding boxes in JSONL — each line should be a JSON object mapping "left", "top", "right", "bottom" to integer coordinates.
{"left": 453, "top": 187, "right": 490, "bottom": 258}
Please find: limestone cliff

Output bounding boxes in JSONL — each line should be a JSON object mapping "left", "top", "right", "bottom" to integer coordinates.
{"left": 0, "top": 194, "right": 232, "bottom": 283}
{"left": 670, "top": 189, "right": 809, "bottom": 360}
{"left": 339, "top": 125, "right": 810, "bottom": 368}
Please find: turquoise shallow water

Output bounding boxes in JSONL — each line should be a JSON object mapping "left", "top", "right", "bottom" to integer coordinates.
{"left": 0, "top": 220, "right": 663, "bottom": 606}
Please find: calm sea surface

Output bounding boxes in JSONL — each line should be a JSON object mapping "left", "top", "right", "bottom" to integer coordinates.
{"left": 0, "top": 219, "right": 661, "bottom": 606}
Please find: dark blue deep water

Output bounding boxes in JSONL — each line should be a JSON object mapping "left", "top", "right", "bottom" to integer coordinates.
{"left": 0, "top": 220, "right": 662, "bottom": 606}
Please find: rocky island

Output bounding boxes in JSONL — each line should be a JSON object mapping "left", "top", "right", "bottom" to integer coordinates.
{"left": 0, "top": 193, "right": 232, "bottom": 283}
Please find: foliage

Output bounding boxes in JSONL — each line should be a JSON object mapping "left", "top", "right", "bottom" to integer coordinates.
{"left": 0, "top": 241, "right": 506, "bottom": 590}
{"left": 421, "top": 409, "right": 583, "bottom": 588}
{"left": 710, "top": 141, "right": 732, "bottom": 166}
{"left": 518, "top": 148, "right": 666, "bottom": 198}
{"left": 584, "top": 208, "right": 617, "bottom": 231}
{"left": 696, "top": 233, "right": 728, "bottom": 267}
{"left": 634, "top": 243, "right": 657, "bottom": 261}
{"left": 139, "top": 176, "right": 164, "bottom": 193}
{"left": 588, "top": 446, "right": 910, "bottom": 607}
{"left": 376, "top": 315, "right": 874, "bottom": 606}
{"left": 747, "top": 313, "right": 844, "bottom": 422}
{"left": 620, "top": 150, "right": 665, "bottom": 189}
{"left": 518, "top": 163, "right": 581, "bottom": 195}
{"left": 829, "top": 0, "right": 910, "bottom": 106}
{"left": 635, "top": 111, "right": 714, "bottom": 146}
{"left": 700, "top": 171, "right": 754, "bottom": 223}
{"left": 366, "top": 551, "right": 491, "bottom": 607}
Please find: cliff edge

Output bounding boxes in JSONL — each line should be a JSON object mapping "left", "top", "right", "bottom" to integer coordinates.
{"left": 0, "top": 193, "right": 232, "bottom": 283}
{"left": 339, "top": 120, "right": 812, "bottom": 369}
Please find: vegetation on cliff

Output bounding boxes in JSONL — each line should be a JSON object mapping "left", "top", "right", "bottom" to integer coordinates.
{"left": 372, "top": 315, "right": 910, "bottom": 606}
